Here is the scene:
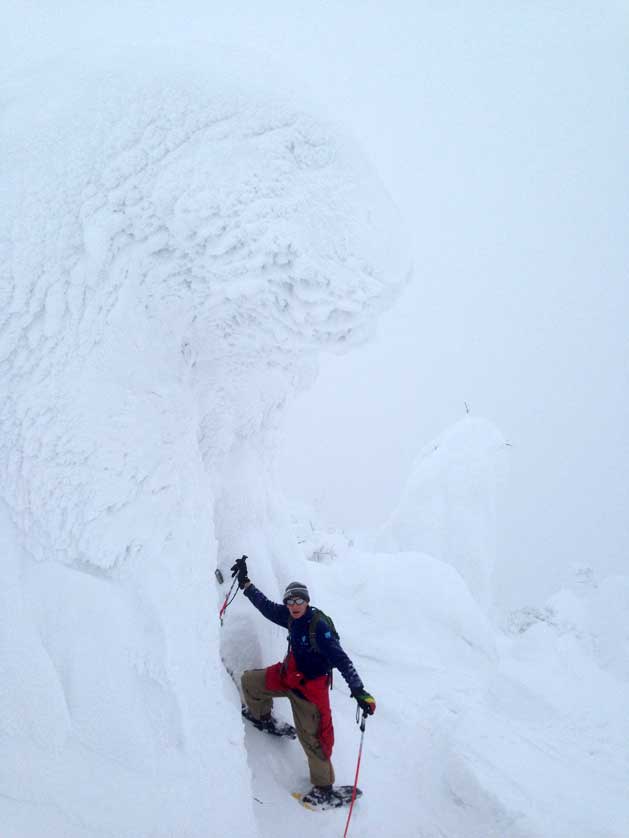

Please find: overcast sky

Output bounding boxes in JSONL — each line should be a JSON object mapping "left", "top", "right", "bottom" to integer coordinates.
{"left": 5, "top": 1, "right": 628, "bottom": 607}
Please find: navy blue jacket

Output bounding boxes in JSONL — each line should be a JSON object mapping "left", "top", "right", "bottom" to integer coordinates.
{"left": 244, "top": 584, "right": 364, "bottom": 693}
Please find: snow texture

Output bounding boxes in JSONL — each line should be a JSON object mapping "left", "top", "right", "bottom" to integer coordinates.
{"left": 1, "top": 42, "right": 627, "bottom": 838}
{"left": 0, "top": 45, "right": 408, "bottom": 837}
{"left": 279, "top": 517, "right": 629, "bottom": 838}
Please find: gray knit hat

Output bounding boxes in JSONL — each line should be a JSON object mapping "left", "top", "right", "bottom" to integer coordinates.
{"left": 282, "top": 581, "right": 310, "bottom": 603}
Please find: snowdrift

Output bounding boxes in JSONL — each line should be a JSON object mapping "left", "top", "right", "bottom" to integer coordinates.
{"left": 377, "top": 416, "right": 509, "bottom": 609}
{"left": 266, "top": 515, "right": 629, "bottom": 838}
{"left": 0, "top": 45, "right": 409, "bottom": 837}
{"left": 2, "top": 42, "right": 626, "bottom": 838}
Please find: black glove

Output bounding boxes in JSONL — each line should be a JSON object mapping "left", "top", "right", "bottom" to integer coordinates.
{"left": 351, "top": 689, "right": 376, "bottom": 715}
{"left": 230, "top": 555, "right": 250, "bottom": 589}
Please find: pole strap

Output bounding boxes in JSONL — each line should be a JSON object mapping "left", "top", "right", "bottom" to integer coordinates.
{"left": 219, "top": 576, "right": 240, "bottom": 624}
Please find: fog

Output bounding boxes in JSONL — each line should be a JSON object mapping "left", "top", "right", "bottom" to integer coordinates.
{"left": 5, "top": 0, "right": 628, "bottom": 608}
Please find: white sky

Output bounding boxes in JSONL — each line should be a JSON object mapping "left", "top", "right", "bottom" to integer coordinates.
{"left": 4, "top": 1, "right": 628, "bottom": 607}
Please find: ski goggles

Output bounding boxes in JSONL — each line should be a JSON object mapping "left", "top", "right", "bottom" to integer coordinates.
{"left": 284, "top": 597, "right": 306, "bottom": 606}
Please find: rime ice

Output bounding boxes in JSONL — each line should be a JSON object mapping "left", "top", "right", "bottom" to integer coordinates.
{"left": 0, "top": 46, "right": 408, "bottom": 837}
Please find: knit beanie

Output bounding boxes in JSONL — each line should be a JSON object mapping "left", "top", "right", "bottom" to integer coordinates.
{"left": 282, "top": 581, "right": 310, "bottom": 602}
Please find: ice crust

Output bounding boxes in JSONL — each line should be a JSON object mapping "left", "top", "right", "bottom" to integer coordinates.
{"left": 0, "top": 46, "right": 408, "bottom": 837}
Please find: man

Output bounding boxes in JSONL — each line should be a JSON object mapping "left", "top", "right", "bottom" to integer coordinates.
{"left": 231, "top": 556, "right": 375, "bottom": 806}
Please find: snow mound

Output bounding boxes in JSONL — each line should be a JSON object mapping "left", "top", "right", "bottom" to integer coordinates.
{"left": 508, "top": 571, "right": 629, "bottom": 684}
{"left": 377, "top": 416, "right": 509, "bottom": 609}
{"left": 0, "top": 45, "right": 409, "bottom": 838}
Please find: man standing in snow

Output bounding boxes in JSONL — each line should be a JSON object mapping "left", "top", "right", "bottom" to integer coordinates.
{"left": 231, "top": 556, "right": 375, "bottom": 807}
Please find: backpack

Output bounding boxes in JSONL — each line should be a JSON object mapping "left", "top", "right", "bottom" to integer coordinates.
{"left": 287, "top": 607, "right": 340, "bottom": 686}
{"left": 305, "top": 607, "right": 339, "bottom": 653}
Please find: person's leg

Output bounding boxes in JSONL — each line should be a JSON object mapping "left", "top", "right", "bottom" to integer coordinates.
{"left": 288, "top": 692, "right": 335, "bottom": 787}
{"left": 241, "top": 668, "right": 288, "bottom": 719}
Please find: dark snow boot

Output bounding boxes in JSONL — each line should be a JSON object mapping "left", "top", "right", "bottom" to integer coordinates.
{"left": 241, "top": 706, "right": 297, "bottom": 738}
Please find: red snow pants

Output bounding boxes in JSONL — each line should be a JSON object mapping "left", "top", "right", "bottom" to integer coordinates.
{"left": 265, "top": 652, "right": 334, "bottom": 759}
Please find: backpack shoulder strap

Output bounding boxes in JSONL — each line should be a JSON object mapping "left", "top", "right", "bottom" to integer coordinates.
{"left": 308, "top": 607, "right": 339, "bottom": 654}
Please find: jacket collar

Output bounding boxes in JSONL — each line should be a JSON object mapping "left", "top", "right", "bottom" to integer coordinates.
{"left": 288, "top": 605, "right": 313, "bottom": 624}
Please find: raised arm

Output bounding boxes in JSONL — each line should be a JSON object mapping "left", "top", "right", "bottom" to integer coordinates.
{"left": 243, "top": 583, "right": 289, "bottom": 628}
{"left": 230, "top": 555, "right": 289, "bottom": 628}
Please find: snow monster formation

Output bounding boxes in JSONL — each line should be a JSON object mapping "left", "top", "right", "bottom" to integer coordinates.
{"left": 377, "top": 417, "right": 509, "bottom": 610}
{"left": 0, "top": 47, "right": 409, "bottom": 836}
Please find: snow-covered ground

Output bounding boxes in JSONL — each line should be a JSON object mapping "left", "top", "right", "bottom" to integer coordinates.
{"left": 1, "top": 44, "right": 627, "bottom": 838}
{"left": 236, "top": 520, "right": 628, "bottom": 838}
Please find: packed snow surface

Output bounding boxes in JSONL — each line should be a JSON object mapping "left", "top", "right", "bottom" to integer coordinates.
{"left": 1, "top": 44, "right": 627, "bottom": 838}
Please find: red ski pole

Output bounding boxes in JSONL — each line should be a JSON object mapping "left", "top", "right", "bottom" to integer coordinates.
{"left": 343, "top": 711, "right": 367, "bottom": 838}
{"left": 218, "top": 575, "right": 239, "bottom": 624}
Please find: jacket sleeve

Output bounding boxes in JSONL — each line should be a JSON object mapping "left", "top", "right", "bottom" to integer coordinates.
{"left": 243, "top": 584, "right": 289, "bottom": 628}
{"left": 315, "top": 621, "right": 364, "bottom": 693}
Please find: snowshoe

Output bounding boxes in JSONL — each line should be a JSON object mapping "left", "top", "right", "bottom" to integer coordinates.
{"left": 293, "top": 785, "right": 363, "bottom": 811}
{"left": 241, "top": 706, "right": 297, "bottom": 738}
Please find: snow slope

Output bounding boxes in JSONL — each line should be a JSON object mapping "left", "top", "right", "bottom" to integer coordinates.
{"left": 238, "top": 519, "right": 628, "bottom": 838}
{"left": 376, "top": 416, "right": 509, "bottom": 610}
{"left": 1, "top": 42, "right": 627, "bottom": 838}
{"left": 0, "top": 45, "right": 408, "bottom": 837}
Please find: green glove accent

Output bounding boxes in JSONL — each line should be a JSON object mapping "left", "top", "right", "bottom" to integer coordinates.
{"left": 352, "top": 690, "right": 376, "bottom": 715}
